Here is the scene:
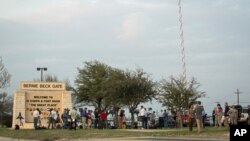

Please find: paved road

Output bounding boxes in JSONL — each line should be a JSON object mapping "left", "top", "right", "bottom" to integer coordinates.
{"left": 0, "top": 136, "right": 229, "bottom": 141}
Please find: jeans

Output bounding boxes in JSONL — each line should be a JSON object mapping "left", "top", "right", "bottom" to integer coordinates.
{"left": 34, "top": 117, "right": 38, "bottom": 129}
{"left": 163, "top": 118, "right": 168, "bottom": 128}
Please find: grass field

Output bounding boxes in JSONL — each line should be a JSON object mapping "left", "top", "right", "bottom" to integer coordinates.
{"left": 0, "top": 127, "right": 229, "bottom": 141}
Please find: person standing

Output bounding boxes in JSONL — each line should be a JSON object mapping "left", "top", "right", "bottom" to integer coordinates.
{"left": 144, "top": 108, "right": 150, "bottom": 129}
{"left": 33, "top": 108, "right": 40, "bottom": 130}
{"left": 48, "top": 108, "right": 56, "bottom": 129}
{"left": 194, "top": 101, "right": 204, "bottom": 133}
{"left": 139, "top": 106, "right": 145, "bottom": 129}
{"left": 118, "top": 109, "right": 125, "bottom": 129}
{"left": 224, "top": 102, "right": 230, "bottom": 128}
{"left": 212, "top": 110, "right": 215, "bottom": 126}
{"left": 62, "top": 108, "right": 69, "bottom": 129}
{"left": 81, "top": 107, "right": 88, "bottom": 129}
{"left": 94, "top": 108, "right": 100, "bottom": 128}
{"left": 188, "top": 104, "right": 195, "bottom": 131}
{"left": 228, "top": 105, "right": 238, "bottom": 125}
{"left": 100, "top": 110, "right": 107, "bottom": 129}
{"left": 214, "top": 104, "right": 223, "bottom": 128}
{"left": 149, "top": 111, "right": 156, "bottom": 128}
{"left": 158, "top": 110, "right": 164, "bottom": 129}
{"left": 69, "top": 107, "right": 78, "bottom": 130}
{"left": 201, "top": 107, "right": 206, "bottom": 128}
{"left": 87, "top": 110, "right": 92, "bottom": 128}
{"left": 163, "top": 109, "right": 169, "bottom": 128}
{"left": 16, "top": 112, "right": 24, "bottom": 127}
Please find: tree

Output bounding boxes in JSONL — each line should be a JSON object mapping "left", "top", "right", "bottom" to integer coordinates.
{"left": 74, "top": 60, "right": 113, "bottom": 110}
{"left": 0, "top": 57, "right": 12, "bottom": 127}
{"left": 158, "top": 76, "right": 205, "bottom": 128}
{"left": 0, "top": 92, "right": 13, "bottom": 127}
{"left": 43, "top": 74, "right": 59, "bottom": 82}
{"left": 75, "top": 61, "right": 157, "bottom": 128}
{"left": 0, "top": 57, "right": 11, "bottom": 90}
{"left": 102, "top": 68, "right": 127, "bottom": 127}
{"left": 119, "top": 68, "right": 157, "bottom": 128}
{"left": 33, "top": 74, "right": 58, "bottom": 82}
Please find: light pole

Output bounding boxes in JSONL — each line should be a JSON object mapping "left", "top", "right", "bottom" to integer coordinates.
{"left": 36, "top": 67, "right": 47, "bottom": 81}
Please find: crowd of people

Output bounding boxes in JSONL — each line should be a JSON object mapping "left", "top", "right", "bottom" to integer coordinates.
{"left": 32, "top": 107, "right": 108, "bottom": 130}
{"left": 138, "top": 102, "right": 250, "bottom": 133}
{"left": 212, "top": 102, "right": 246, "bottom": 128}
{"left": 31, "top": 102, "right": 250, "bottom": 132}
{"left": 138, "top": 102, "right": 207, "bottom": 133}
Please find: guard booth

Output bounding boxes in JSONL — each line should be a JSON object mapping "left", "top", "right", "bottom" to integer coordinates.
{"left": 12, "top": 81, "right": 72, "bottom": 129}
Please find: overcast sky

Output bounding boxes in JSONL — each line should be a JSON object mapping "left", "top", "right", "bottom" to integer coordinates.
{"left": 1, "top": 0, "right": 250, "bottom": 114}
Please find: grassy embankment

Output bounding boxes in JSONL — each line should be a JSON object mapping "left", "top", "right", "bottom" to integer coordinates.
{"left": 0, "top": 127, "right": 229, "bottom": 140}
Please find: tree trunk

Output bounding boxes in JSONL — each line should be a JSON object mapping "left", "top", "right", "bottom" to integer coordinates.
{"left": 131, "top": 112, "right": 135, "bottom": 128}
{"left": 114, "top": 108, "right": 119, "bottom": 128}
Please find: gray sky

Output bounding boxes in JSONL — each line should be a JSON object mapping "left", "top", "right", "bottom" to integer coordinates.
{"left": 1, "top": 0, "right": 250, "bottom": 114}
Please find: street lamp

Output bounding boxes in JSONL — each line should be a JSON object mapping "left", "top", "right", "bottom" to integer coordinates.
{"left": 36, "top": 67, "right": 47, "bottom": 81}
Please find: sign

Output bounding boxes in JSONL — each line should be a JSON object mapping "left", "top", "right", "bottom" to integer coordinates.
{"left": 25, "top": 92, "right": 62, "bottom": 125}
{"left": 20, "top": 82, "right": 65, "bottom": 91}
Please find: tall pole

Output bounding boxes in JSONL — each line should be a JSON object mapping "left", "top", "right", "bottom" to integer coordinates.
{"left": 178, "top": 0, "right": 187, "bottom": 83}
{"left": 235, "top": 88, "right": 242, "bottom": 105}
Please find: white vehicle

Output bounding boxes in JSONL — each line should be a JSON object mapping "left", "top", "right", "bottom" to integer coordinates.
{"left": 239, "top": 107, "right": 248, "bottom": 124}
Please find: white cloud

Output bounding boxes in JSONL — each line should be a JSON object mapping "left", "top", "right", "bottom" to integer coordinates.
{"left": 118, "top": 12, "right": 145, "bottom": 41}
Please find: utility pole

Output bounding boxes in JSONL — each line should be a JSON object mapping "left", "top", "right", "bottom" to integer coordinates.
{"left": 234, "top": 88, "right": 242, "bottom": 105}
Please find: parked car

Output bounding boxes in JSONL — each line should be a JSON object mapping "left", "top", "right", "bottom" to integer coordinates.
{"left": 204, "top": 115, "right": 212, "bottom": 126}
{"left": 233, "top": 104, "right": 247, "bottom": 125}
{"left": 182, "top": 114, "right": 189, "bottom": 127}
{"left": 239, "top": 107, "right": 248, "bottom": 124}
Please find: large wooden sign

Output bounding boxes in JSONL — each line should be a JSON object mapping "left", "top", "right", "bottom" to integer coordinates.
{"left": 12, "top": 81, "right": 72, "bottom": 129}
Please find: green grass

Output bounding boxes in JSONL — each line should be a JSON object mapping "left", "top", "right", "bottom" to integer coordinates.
{"left": 0, "top": 127, "right": 229, "bottom": 141}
